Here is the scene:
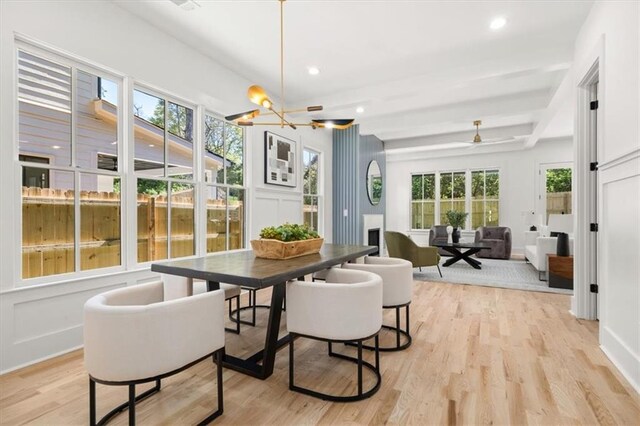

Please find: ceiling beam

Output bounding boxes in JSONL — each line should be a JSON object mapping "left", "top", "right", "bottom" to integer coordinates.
{"left": 384, "top": 123, "right": 534, "bottom": 151}
{"left": 524, "top": 66, "right": 574, "bottom": 148}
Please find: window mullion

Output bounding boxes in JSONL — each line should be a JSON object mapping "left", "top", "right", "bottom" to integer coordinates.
{"left": 74, "top": 170, "right": 80, "bottom": 273}
{"left": 123, "top": 77, "right": 134, "bottom": 269}
{"left": 70, "top": 66, "right": 81, "bottom": 272}
{"left": 222, "top": 124, "right": 227, "bottom": 185}
{"left": 70, "top": 68, "right": 78, "bottom": 168}
{"left": 225, "top": 189, "right": 230, "bottom": 251}
{"left": 484, "top": 171, "right": 487, "bottom": 226}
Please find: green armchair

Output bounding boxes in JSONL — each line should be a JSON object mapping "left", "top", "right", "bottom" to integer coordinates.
{"left": 384, "top": 231, "right": 442, "bottom": 277}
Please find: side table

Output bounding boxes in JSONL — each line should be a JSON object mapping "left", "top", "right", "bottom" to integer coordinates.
{"left": 547, "top": 254, "right": 573, "bottom": 289}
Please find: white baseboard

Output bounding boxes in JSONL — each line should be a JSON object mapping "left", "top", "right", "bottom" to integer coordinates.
{"left": 600, "top": 326, "right": 640, "bottom": 394}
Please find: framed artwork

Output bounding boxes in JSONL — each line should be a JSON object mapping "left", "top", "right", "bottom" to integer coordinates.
{"left": 264, "top": 131, "right": 297, "bottom": 187}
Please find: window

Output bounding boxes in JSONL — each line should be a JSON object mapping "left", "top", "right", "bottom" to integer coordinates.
{"left": 471, "top": 170, "right": 500, "bottom": 228}
{"left": 18, "top": 48, "right": 122, "bottom": 279}
{"left": 204, "top": 114, "right": 245, "bottom": 253}
{"left": 16, "top": 42, "right": 247, "bottom": 283}
{"left": 439, "top": 171, "right": 466, "bottom": 225}
{"left": 134, "top": 88, "right": 196, "bottom": 262}
{"left": 303, "top": 149, "right": 320, "bottom": 232}
{"left": 411, "top": 173, "right": 435, "bottom": 229}
{"left": 544, "top": 167, "right": 572, "bottom": 222}
{"left": 410, "top": 169, "right": 500, "bottom": 231}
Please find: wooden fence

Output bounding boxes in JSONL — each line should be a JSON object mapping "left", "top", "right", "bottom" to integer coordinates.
{"left": 546, "top": 191, "right": 572, "bottom": 218}
{"left": 22, "top": 187, "right": 243, "bottom": 279}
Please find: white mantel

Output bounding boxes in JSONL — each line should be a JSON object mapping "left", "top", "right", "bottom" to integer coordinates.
{"left": 363, "top": 214, "right": 385, "bottom": 255}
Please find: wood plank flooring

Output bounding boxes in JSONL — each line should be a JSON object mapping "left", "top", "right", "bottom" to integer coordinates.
{"left": 1, "top": 281, "right": 638, "bottom": 425}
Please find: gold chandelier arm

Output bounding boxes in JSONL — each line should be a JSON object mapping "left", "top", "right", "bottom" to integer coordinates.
{"left": 269, "top": 107, "right": 297, "bottom": 130}
{"left": 256, "top": 106, "right": 322, "bottom": 117}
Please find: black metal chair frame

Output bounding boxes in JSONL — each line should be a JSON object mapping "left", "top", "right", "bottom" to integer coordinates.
{"left": 229, "top": 287, "right": 287, "bottom": 327}
{"left": 289, "top": 331, "right": 381, "bottom": 402}
{"left": 89, "top": 349, "right": 224, "bottom": 426}
{"left": 225, "top": 294, "right": 241, "bottom": 334}
{"left": 347, "top": 302, "right": 412, "bottom": 352}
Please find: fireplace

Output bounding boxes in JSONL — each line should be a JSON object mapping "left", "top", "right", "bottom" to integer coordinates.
{"left": 368, "top": 228, "right": 380, "bottom": 256}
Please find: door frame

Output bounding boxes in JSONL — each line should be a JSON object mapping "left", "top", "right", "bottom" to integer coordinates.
{"left": 573, "top": 37, "right": 603, "bottom": 321}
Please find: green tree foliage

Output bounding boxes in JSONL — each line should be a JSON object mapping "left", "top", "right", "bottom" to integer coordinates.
{"left": 204, "top": 115, "right": 244, "bottom": 187}
{"left": 372, "top": 177, "right": 382, "bottom": 201}
{"left": 303, "top": 151, "right": 319, "bottom": 195}
{"left": 440, "top": 172, "right": 465, "bottom": 200}
{"left": 546, "top": 168, "right": 572, "bottom": 193}
{"left": 412, "top": 174, "right": 435, "bottom": 200}
{"left": 471, "top": 170, "right": 499, "bottom": 198}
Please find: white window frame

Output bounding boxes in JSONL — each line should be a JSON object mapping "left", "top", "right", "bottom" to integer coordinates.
{"left": 409, "top": 168, "right": 501, "bottom": 232}
{"left": 12, "top": 38, "right": 248, "bottom": 288}
{"left": 538, "top": 162, "right": 573, "bottom": 223}
{"left": 410, "top": 172, "right": 436, "bottom": 231}
{"left": 470, "top": 168, "right": 501, "bottom": 228}
{"left": 302, "top": 147, "right": 322, "bottom": 234}
{"left": 15, "top": 40, "right": 126, "bottom": 286}
{"left": 203, "top": 111, "right": 247, "bottom": 253}
{"left": 132, "top": 83, "right": 199, "bottom": 265}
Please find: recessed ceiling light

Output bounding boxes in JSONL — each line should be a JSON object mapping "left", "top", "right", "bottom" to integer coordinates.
{"left": 490, "top": 17, "right": 506, "bottom": 30}
{"left": 308, "top": 66, "right": 320, "bottom": 76}
{"left": 51, "top": 145, "right": 60, "bottom": 150}
{"left": 149, "top": 144, "right": 155, "bottom": 148}
{"left": 111, "top": 141, "right": 117, "bottom": 145}
{"left": 356, "top": 106, "right": 364, "bottom": 114}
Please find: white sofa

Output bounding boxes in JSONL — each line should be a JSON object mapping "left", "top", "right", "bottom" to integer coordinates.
{"left": 524, "top": 214, "right": 574, "bottom": 279}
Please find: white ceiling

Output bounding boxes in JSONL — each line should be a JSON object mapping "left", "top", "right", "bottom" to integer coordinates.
{"left": 114, "top": 0, "right": 593, "bottom": 151}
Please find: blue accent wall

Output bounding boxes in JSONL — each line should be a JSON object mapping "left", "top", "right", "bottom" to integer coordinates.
{"left": 332, "top": 126, "right": 386, "bottom": 244}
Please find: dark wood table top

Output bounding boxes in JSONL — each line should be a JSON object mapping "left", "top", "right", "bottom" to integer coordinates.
{"left": 151, "top": 244, "right": 377, "bottom": 288}
{"left": 432, "top": 241, "right": 492, "bottom": 249}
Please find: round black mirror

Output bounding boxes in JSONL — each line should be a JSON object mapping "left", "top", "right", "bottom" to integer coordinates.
{"left": 366, "top": 160, "right": 382, "bottom": 205}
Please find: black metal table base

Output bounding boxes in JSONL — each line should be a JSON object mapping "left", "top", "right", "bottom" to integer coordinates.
{"left": 228, "top": 287, "right": 286, "bottom": 327}
{"left": 208, "top": 280, "right": 287, "bottom": 380}
{"left": 440, "top": 247, "right": 484, "bottom": 269}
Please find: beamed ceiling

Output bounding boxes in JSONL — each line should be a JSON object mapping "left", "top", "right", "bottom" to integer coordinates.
{"left": 114, "top": 0, "right": 593, "bottom": 153}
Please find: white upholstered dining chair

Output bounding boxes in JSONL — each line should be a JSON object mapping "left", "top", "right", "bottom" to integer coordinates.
{"left": 286, "top": 268, "right": 383, "bottom": 401}
{"left": 343, "top": 256, "right": 414, "bottom": 351}
{"left": 84, "top": 281, "right": 226, "bottom": 425}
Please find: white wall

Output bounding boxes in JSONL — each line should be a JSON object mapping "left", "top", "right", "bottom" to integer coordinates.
{"left": 385, "top": 138, "right": 574, "bottom": 253}
{"left": 0, "top": 0, "right": 332, "bottom": 372}
{"left": 572, "top": 1, "right": 640, "bottom": 392}
{"left": 247, "top": 125, "right": 333, "bottom": 242}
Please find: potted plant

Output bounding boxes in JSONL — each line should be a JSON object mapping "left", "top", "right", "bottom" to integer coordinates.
{"left": 251, "top": 223, "right": 323, "bottom": 260}
{"left": 445, "top": 210, "right": 468, "bottom": 244}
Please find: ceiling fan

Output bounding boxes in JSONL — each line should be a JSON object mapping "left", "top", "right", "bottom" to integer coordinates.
{"left": 224, "top": 0, "right": 354, "bottom": 131}
{"left": 463, "top": 120, "right": 516, "bottom": 146}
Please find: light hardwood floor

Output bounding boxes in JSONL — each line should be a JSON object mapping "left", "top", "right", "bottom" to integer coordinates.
{"left": 1, "top": 281, "right": 638, "bottom": 425}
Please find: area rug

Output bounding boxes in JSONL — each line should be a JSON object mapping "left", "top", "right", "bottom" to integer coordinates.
{"left": 414, "top": 258, "right": 573, "bottom": 295}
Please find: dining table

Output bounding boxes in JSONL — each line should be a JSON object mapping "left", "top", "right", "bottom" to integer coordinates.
{"left": 151, "top": 243, "right": 377, "bottom": 380}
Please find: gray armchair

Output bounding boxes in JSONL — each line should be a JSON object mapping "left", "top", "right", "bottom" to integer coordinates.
{"left": 429, "top": 226, "right": 450, "bottom": 256}
{"left": 474, "top": 226, "right": 512, "bottom": 259}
